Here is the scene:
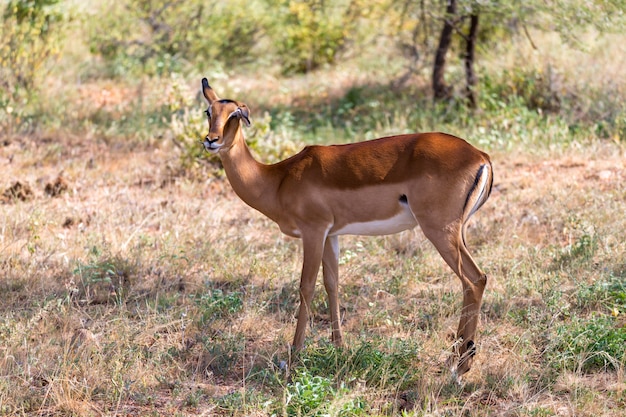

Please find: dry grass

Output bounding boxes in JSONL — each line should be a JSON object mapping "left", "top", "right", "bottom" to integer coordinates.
{"left": 1, "top": 114, "right": 625, "bottom": 415}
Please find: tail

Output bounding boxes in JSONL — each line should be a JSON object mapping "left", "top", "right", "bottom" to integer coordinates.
{"left": 461, "top": 161, "right": 493, "bottom": 245}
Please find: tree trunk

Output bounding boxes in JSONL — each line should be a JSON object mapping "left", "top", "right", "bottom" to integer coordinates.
{"left": 464, "top": 13, "right": 479, "bottom": 108}
{"left": 432, "top": 0, "right": 457, "bottom": 101}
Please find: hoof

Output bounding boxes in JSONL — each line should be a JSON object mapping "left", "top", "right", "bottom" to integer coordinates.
{"left": 456, "top": 340, "right": 476, "bottom": 376}
{"left": 465, "top": 340, "right": 476, "bottom": 357}
{"left": 446, "top": 338, "right": 477, "bottom": 377}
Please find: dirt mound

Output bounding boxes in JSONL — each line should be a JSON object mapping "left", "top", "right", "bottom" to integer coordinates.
{"left": 1, "top": 181, "right": 33, "bottom": 202}
{"left": 44, "top": 175, "right": 69, "bottom": 197}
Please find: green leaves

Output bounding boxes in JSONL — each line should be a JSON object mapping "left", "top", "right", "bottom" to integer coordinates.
{"left": 272, "top": 0, "right": 356, "bottom": 74}
{"left": 1, "top": 0, "right": 65, "bottom": 130}
{"left": 88, "top": 0, "right": 266, "bottom": 77}
{"left": 285, "top": 368, "right": 367, "bottom": 416}
{"left": 193, "top": 289, "right": 243, "bottom": 323}
{"left": 550, "top": 314, "right": 626, "bottom": 371}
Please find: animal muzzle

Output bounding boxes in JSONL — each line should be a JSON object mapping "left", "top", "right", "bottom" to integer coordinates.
{"left": 202, "top": 136, "right": 223, "bottom": 153}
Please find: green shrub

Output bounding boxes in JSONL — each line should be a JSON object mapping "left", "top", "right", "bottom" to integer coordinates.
{"left": 193, "top": 289, "right": 243, "bottom": 323}
{"left": 201, "top": 332, "right": 245, "bottom": 377}
{"left": 272, "top": 0, "right": 359, "bottom": 74}
{"left": 553, "top": 217, "right": 598, "bottom": 268}
{"left": 286, "top": 370, "right": 334, "bottom": 416}
{"left": 549, "top": 314, "right": 626, "bottom": 372}
{"left": 72, "top": 254, "right": 135, "bottom": 304}
{"left": 576, "top": 274, "right": 626, "bottom": 315}
{"left": 296, "top": 339, "right": 420, "bottom": 389}
{"left": 481, "top": 66, "right": 562, "bottom": 114}
{"left": 0, "top": 0, "right": 65, "bottom": 130}
{"left": 284, "top": 368, "right": 366, "bottom": 417}
{"left": 88, "top": 0, "right": 266, "bottom": 77}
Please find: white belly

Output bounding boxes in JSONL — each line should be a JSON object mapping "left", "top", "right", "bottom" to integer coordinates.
{"left": 332, "top": 205, "right": 417, "bottom": 236}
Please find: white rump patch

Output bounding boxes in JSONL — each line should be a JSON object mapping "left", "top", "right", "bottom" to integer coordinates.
{"left": 467, "top": 164, "right": 490, "bottom": 218}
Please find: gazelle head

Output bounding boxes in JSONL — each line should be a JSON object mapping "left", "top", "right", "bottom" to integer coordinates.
{"left": 201, "top": 78, "right": 250, "bottom": 154}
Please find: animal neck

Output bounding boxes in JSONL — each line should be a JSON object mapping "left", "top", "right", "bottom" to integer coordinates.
{"left": 219, "top": 129, "right": 281, "bottom": 220}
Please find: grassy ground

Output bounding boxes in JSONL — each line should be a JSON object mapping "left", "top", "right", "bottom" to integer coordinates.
{"left": 1, "top": 19, "right": 625, "bottom": 417}
{"left": 3, "top": 128, "right": 624, "bottom": 416}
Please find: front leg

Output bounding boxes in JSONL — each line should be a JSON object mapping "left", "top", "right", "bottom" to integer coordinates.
{"left": 292, "top": 228, "right": 328, "bottom": 351}
{"left": 322, "top": 235, "right": 343, "bottom": 346}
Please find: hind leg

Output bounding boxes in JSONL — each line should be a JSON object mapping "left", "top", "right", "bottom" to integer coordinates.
{"left": 416, "top": 215, "right": 487, "bottom": 376}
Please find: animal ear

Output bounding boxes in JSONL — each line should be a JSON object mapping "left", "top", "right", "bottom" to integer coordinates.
{"left": 201, "top": 78, "right": 219, "bottom": 103}
{"left": 229, "top": 104, "right": 250, "bottom": 127}
{"left": 238, "top": 104, "right": 251, "bottom": 127}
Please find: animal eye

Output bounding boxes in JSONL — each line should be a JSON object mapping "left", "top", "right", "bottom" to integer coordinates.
{"left": 204, "top": 108, "right": 211, "bottom": 117}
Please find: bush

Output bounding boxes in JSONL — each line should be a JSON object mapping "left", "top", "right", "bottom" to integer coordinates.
{"left": 278, "top": 340, "right": 419, "bottom": 415}
{"left": 272, "top": 0, "right": 359, "bottom": 74}
{"left": 481, "top": 66, "right": 562, "bottom": 114}
{"left": 88, "top": 0, "right": 266, "bottom": 77}
{"left": 284, "top": 369, "right": 366, "bottom": 417}
{"left": 0, "top": 0, "right": 65, "bottom": 130}
{"left": 193, "top": 289, "right": 243, "bottom": 323}
{"left": 549, "top": 314, "right": 626, "bottom": 372}
{"left": 576, "top": 274, "right": 626, "bottom": 315}
{"left": 72, "top": 255, "right": 135, "bottom": 305}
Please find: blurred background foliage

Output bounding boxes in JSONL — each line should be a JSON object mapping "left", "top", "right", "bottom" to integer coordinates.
{"left": 1, "top": 0, "right": 625, "bottom": 151}
{"left": 1, "top": 0, "right": 66, "bottom": 127}
{"left": 86, "top": 0, "right": 268, "bottom": 77}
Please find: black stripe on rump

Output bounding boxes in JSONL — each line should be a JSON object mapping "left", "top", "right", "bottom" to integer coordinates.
{"left": 463, "top": 164, "right": 486, "bottom": 216}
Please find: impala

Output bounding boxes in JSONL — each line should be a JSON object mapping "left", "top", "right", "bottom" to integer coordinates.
{"left": 200, "top": 78, "right": 493, "bottom": 377}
